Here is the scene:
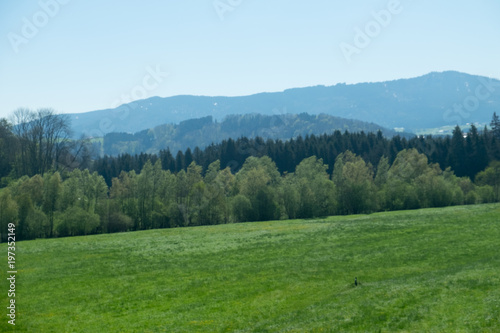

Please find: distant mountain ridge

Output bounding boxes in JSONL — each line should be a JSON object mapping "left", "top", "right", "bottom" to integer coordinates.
{"left": 102, "top": 112, "right": 408, "bottom": 156}
{"left": 69, "top": 71, "right": 500, "bottom": 138}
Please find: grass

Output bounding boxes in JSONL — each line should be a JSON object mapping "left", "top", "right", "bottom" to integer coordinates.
{"left": 1, "top": 204, "right": 500, "bottom": 332}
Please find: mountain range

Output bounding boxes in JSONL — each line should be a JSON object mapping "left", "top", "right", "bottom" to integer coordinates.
{"left": 69, "top": 71, "right": 500, "bottom": 139}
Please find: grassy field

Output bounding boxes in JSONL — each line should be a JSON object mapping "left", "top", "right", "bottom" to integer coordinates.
{"left": 1, "top": 204, "right": 500, "bottom": 332}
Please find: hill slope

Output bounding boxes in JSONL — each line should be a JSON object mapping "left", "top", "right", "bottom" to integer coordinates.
{"left": 69, "top": 71, "right": 500, "bottom": 138}
{"left": 3, "top": 204, "right": 500, "bottom": 332}
{"left": 102, "top": 112, "right": 408, "bottom": 155}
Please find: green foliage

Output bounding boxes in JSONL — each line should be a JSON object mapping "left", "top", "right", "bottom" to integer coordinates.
{"left": 476, "top": 185, "right": 496, "bottom": 203}
{"left": 0, "top": 189, "right": 18, "bottom": 242}
{"left": 475, "top": 161, "right": 500, "bottom": 201}
{"left": 107, "top": 212, "right": 133, "bottom": 233}
{"left": 333, "top": 151, "right": 376, "bottom": 214}
{"left": 379, "top": 149, "right": 468, "bottom": 210}
{"left": 236, "top": 157, "right": 280, "bottom": 221}
{"left": 18, "top": 174, "right": 44, "bottom": 206}
{"left": 61, "top": 169, "right": 107, "bottom": 214}
{"left": 2, "top": 147, "right": 499, "bottom": 242}
{"left": 25, "top": 207, "right": 49, "bottom": 240}
{"left": 93, "top": 121, "right": 500, "bottom": 186}
{"left": 464, "top": 190, "right": 480, "bottom": 205}
{"left": 55, "top": 206, "right": 100, "bottom": 237}
{"left": 389, "top": 149, "right": 429, "bottom": 182}
{"left": 280, "top": 175, "right": 300, "bottom": 219}
{"left": 42, "top": 172, "right": 62, "bottom": 237}
{"left": 294, "top": 156, "right": 336, "bottom": 217}
{"left": 374, "top": 155, "right": 389, "bottom": 188}
{"left": 231, "top": 194, "right": 252, "bottom": 222}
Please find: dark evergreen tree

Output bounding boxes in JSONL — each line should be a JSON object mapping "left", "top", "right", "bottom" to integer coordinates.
{"left": 449, "top": 126, "right": 467, "bottom": 177}
{"left": 159, "top": 149, "right": 176, "bottom": 172}
{"left": 175, "top": 151, "right": 185, "bottom": 172}
{"left": 466, "top": 125, "right": 489, "bottom": 179}
{"left": 491, "top": 112, "right": 500, "bottom": 139}
{"left": 184, "top": 148, "right": 193, "bottom": 169}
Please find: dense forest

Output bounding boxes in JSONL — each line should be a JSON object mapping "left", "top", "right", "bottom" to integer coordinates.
{"left": 94, "top": 118, "right": 500, "bottom": 184}
{"left": 102, "top": 113, "right": 409, "bottom": 156}
{"left": 1, "top": 110, "right": 500, "bottom": 242}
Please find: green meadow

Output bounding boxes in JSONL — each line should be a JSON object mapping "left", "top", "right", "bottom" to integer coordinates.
{"left": 1, "top": 204, "right": 500, "bottom": 332}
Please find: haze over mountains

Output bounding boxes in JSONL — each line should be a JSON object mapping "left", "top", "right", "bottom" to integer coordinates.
{"left": 69, "top": 71, "right": 500, "bottom": 139}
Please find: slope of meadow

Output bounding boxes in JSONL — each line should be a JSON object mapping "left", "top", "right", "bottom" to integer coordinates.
{"left": 1, "top": 204, "right": 500, "bottom": 332}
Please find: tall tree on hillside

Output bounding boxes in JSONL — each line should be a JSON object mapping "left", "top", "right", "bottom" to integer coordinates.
{"left": 110, "top": 170, "right": 139, "bottom": 229}
{"left": 374, "top": 156, "right": 390, "bottom": 188}
{"left": 281, "top": 174, "right": 300, "bottom": 219}
{"left": 184, "top": 148, "right": 193, "bottom": 169}
{"left": 491, "top": 112, "right": 500, "bottom": 139}
{"left": 449, "top": 126, "right": 466, "bottom": 177}
{"left": 138, "top": 160, "right": 154, "bottom": 229}
{"left": 175, "top": 151, "right": 184, "bottom": 172}
{"left": 333, "top": 151, "right": 376, "bottom": 215}
{"left": 465, "top": 125, "right": 489, "bottom": 179}
{"left": 174, "top": 162, "right": 204, "bottom": 226}
{"left": 294, "top": 156, "right": 335, "bottom": 217}
{"left": 383, "top": 149, "right": 428, "bottom": 210}
{"left": 42, "top": 172, "right": 62, "bottom": 237}
{"left": 199, "top": 161, "right": 227, "bottom": 225}
{"left": 236, "top": 156, "right": 281, "bottom": 221}
{"left": 159, "top": 149, "right": 176, "bottom": 172}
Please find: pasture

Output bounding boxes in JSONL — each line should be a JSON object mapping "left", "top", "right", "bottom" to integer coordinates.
{"left": 1, "top": 204, "right": 499, "bottom": 332}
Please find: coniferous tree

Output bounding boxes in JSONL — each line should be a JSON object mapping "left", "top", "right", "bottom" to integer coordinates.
{"left": 491, "top": 112, "right": 500, "bottom": 139}
{"left": 184, "top": 148, "right": 194, "bottom": 169}
{"left": 449, "top": 126, "right": 467, "bottom": 177}
{"left": 466, "top": 125, "right": 489, "bottom": 179}
{"left": 175, "top": 151, "right": 184, "bottom": 172}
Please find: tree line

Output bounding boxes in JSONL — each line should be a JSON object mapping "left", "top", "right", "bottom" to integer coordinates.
{"left": 1, "top": 110, "right": 500, "bottom": 242}
{"left": 1, "top": 149, "right": 499, "bottom": 242}
{"left": 92, "top": 115, "right": 500, "bottom": 185}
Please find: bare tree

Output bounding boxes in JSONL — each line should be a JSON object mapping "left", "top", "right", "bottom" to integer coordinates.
{"left": 12, "top": 108, "right": 72, "bottom": 176}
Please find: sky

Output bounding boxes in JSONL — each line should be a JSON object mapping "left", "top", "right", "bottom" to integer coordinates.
{"left": 1, "top": 0, "right": 499, "bottom": 118}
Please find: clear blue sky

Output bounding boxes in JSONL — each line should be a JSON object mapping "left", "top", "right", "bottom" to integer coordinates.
{"left": 1, "top": 0, "right": 499, "bottom": 118}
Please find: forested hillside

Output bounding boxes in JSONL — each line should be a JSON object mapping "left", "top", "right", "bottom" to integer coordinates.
{"left": 1, "top": 111, "right": 500, "bottom": 242}
{"left": 102, "top": 113, "right": 408, "bottom": 156}
{"left": 94, "top": 123, "right": 500, "bottom": 184}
